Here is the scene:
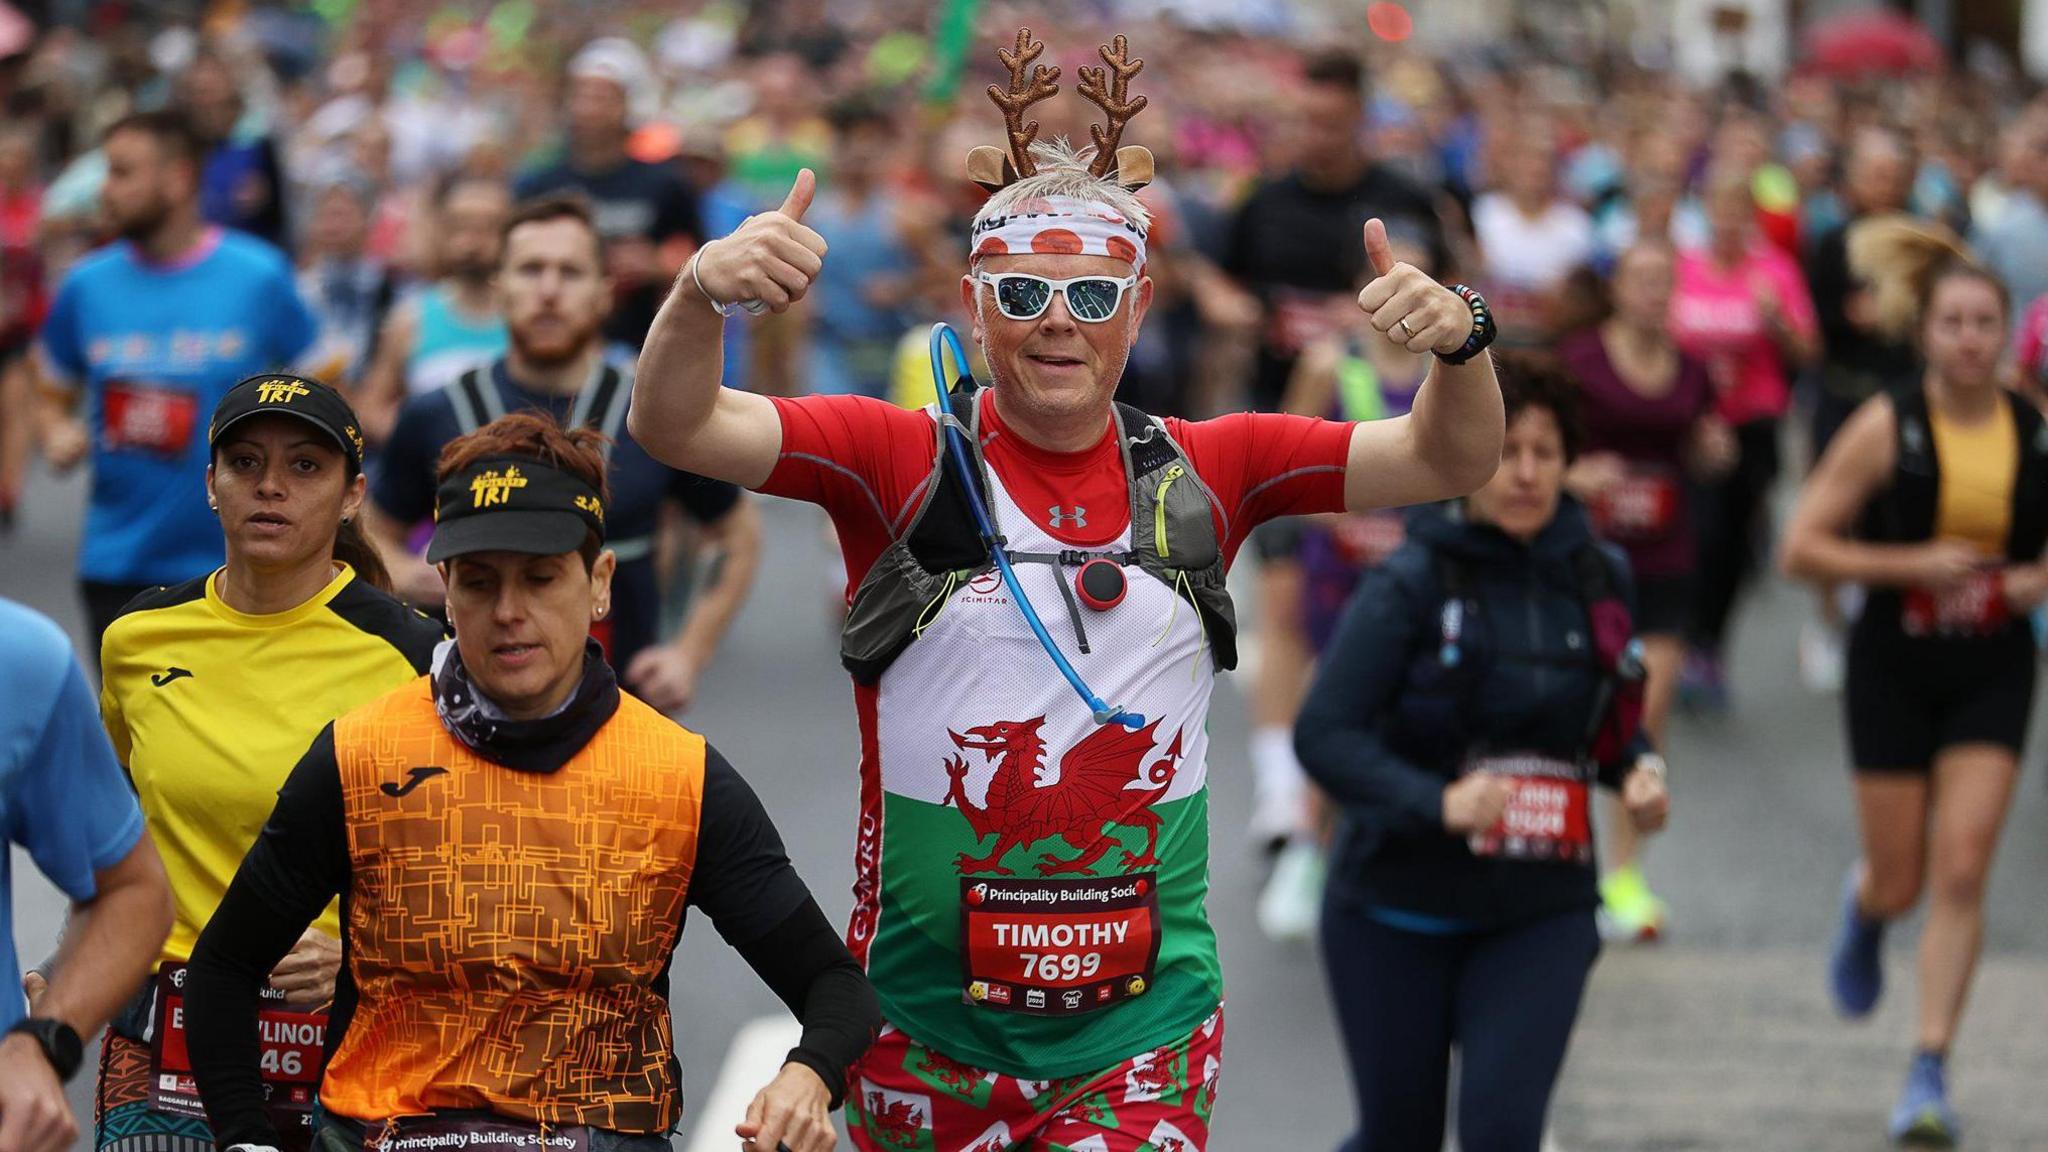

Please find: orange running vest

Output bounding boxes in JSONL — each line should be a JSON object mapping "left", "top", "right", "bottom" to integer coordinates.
{"left": 320, "top": 679, "right": 705, "bottom": 1133}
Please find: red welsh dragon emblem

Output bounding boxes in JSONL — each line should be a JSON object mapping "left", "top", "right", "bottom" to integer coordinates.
{"left": 943, "top": 716, "right": 1182, "bottom": 875}
{"left": 1128, "top": 1047, "right": 1180, "bottom": 1095}
{"left": 916, "top": 1048, "right": 985, "bottom": 1095}
{"left": 864, "top": 1093, "right": 925, "bottom": 1147}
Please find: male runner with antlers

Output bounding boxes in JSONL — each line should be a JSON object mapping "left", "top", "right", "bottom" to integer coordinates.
{"left": 632, "top": 31, "right": 1504, "bottom": 1150}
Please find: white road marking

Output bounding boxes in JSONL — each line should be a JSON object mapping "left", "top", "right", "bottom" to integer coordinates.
{"left": 683, "top": 1015, "right": 805, "bottom": 1152}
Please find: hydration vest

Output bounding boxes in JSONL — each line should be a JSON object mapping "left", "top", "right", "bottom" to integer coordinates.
{"left": 1859, "top": 385, "right": 2048, "bottom": 561}
{"left": 448, "top": 362, "right": 647, "bottom": 565}
{"left": 1393, "top": 540, "right": 1644, "bottom": 771}
{"left": 840, "top": 379, "right": 1238, "bottom": 684}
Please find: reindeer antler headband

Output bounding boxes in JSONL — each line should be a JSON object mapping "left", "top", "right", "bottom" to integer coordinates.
{"left": 965, "top": 29, "right": 1156, "bottom": 192}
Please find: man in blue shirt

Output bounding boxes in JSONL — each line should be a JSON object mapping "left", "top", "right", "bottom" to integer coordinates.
{"left": 179, "top": 48, "right": 290, "bottom": 250}
{"left": 368, "top": 196, "right": 757, "bottom": 714}
{"left": 0, "top": 597, "right": 172, "bottom": 1152}
{"left": 803, "top": 99, "right": 914, "bottom": 399}
{"left": 33, "top": 110, "right": 318, "bottom": 656}
{"left": 1972, "top": 109, "right": 2048, "bottom": 326}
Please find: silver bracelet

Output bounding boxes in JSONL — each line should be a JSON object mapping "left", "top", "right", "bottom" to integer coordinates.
{"left": 687, "top": 246, "right": 767, "bottom": 317}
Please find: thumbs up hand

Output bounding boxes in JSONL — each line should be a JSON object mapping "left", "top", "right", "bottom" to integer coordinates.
{"left": 1355, "top": 218, "right": 1472, "bottom": 355}
{"left": 690, "top": 169, "right": 830, "bottom": 315}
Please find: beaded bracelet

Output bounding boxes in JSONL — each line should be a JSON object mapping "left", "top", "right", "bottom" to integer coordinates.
{"left": 1439, "top": 283, "right": 1496, "bottom": 365}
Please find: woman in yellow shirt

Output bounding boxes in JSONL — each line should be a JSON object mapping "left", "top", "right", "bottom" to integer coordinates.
{"left": 1782, "top": 228, "right": 2048, "bottom": 1146}
{"left": 93, "top": 375, "right": 442, "bottom": 1152}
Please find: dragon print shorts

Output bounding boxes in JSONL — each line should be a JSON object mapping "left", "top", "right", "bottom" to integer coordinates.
{"left": 846, "top": 1005, "right": 1223, "bottom": 1152}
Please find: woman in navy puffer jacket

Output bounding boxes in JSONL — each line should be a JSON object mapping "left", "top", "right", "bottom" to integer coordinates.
{"left": 1296, "top": 363, "right": 1673, "bottom": 1152}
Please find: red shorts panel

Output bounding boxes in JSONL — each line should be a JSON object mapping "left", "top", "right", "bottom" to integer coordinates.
{"left": 846, "top": 1006, "right": 1224, "bottom": 1152}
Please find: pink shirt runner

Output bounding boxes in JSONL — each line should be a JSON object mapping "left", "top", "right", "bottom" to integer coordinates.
{"left": 1670, "top": 242, "right": 1817, "bottom": 425}
{"left": 2013, "top": 294, "right": 2048, "bottom": 385}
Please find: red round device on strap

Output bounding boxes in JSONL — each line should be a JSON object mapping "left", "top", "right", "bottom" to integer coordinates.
{"left": 1076, "top": 558, "right": 1127, "bottom": 611}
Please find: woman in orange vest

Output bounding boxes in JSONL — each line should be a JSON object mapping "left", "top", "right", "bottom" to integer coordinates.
{"left": 182, "top": 411, "right": 878, "bottom": 1152}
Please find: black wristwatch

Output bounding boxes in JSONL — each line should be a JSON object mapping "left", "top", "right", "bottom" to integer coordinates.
{"left": 1439, "top": 283, "right": 1496, "bottom": 365}
{"left": 7, "top": 1017, "right": 84, "bottom": 1082}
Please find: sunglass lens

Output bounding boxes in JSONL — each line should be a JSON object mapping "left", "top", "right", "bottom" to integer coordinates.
{"left": 995, "top": 276, "right": 1051, "bottom": 319}
{"left": 1066, "top": 279, "right": 1122, "bottom": 321}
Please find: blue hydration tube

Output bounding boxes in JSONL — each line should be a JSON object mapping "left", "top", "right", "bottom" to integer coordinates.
{"left": 928, "top": 323, "right": 1144, "bottom": 730}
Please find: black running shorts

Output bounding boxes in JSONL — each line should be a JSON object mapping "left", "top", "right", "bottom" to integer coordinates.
{"left": 1844, "top": 612, "right": 2035, "bottom": 773}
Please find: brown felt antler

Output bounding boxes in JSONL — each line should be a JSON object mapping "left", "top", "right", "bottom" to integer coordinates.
{"left": 1078, "top": 35, "right": 1147, "bottom": 179}
{"left": 987, "top": 28, "right": 1061, "bottom": 180}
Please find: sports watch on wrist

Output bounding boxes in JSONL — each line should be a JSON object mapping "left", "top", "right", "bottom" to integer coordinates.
{"left": 1438, "top": 284, "right": 1496, "bottom": 366}
{"left": 7, "top": 1017, "right": 83, "bottom": 1082}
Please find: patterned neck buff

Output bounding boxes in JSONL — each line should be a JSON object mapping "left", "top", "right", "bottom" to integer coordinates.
{"left": 431, "top": 637, "right": 620, "bottom": 774}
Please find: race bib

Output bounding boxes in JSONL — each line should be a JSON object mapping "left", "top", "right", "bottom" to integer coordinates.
{"left": 1264, "top": 291, "right": 1345, "bottom": 358}
{"left": 149, "top": 964, "right": 326, "bottom": 1123}
{"left": 1485, "top": 283, "right": 1549, "bottom": 345}
{"left": 1591, "top": 467, "right": 1680, "bottom": 543}
{"left": 101, "top": 380, "right": 200, "bottom": 457}
{"left": 1333, "top": 510, "right": 1407, "bottom": 569}
{"left": 1902, "top": 569, "right": 2008, "bottom": 638}
{"left": 959, "top": 874, "right": 1160, "bottom": 1017}
{"left": 1463, "top": 755, "right": 1593, "bottom": 865}
{"left": 368, "top": 1116, "right": 590, "bottom": 1152}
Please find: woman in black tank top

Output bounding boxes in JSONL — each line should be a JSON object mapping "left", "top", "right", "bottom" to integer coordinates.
{"left": 1781, "top": 234, "right": 2043, "bottom": 1146}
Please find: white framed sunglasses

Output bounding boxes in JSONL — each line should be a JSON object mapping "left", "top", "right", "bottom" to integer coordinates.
{"left": 973, "top": 271, "right": 1141, "bottom": 323}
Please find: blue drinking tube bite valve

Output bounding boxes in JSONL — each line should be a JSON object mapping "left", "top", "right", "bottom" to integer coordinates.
{"left": 927, "top": 323, "right": 1144, "bottom": 729}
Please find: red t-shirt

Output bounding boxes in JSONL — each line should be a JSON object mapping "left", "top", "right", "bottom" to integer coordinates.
{"left": 761, "top": 393, "right": 1357, "bottom": 596}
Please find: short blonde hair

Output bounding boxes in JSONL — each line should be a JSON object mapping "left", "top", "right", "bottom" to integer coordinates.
{"left": 971, "top": 137, "right": 1152, "bottom": 259}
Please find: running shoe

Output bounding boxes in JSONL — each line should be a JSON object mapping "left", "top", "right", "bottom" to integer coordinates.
{"left": 1889, "top": 1051, "right": 1959, "bottom": 1147}
{"left": 1256, "top": 836, "right": 1326, "bottom": 943}
{"left": 1248, "top": 777, "right": 1307, "bottom": 855}
{"left": 1678, "top": 651, "right": 1729, "bottom": 713}
{"left": 1247, "top": 728, "right": 1309, "bottom": 852}
{"left": 1597, "top": 864, "right": 1667, "bottom": 943}
{"left": 1800, "top": 620, "right": 1846, "bottom": 694}
{"left": 1829, "top": 865, "right": 1885, "bottom": 1018}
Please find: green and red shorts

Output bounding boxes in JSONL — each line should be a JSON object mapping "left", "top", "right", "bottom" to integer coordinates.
{"left": 846, "top": 1006, "right": 1223, "bottom": 1152}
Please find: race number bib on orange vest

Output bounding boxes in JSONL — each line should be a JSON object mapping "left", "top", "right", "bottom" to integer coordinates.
{"left": 369, "top": 1115, "right": 590, "bottom": 1152}
{"left": 1462, "top": 755, "right": 1593, "bottom": 865}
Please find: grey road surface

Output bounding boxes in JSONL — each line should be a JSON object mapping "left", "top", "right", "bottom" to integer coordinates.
{"left": 4, "top": 457, "right": 2044, "bottom": 1151}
